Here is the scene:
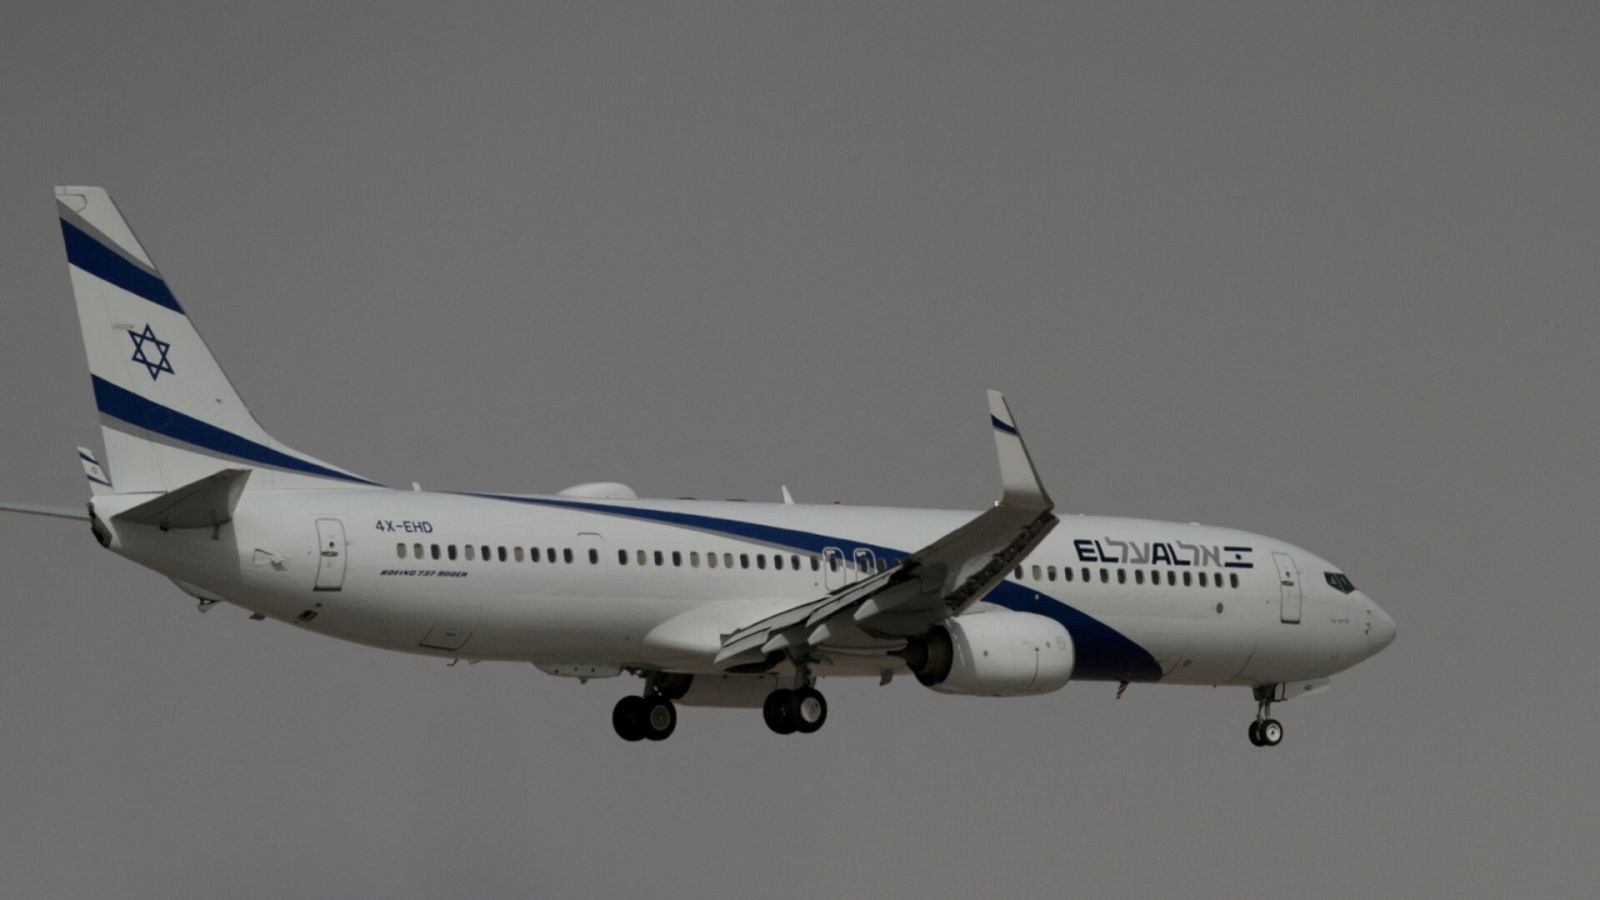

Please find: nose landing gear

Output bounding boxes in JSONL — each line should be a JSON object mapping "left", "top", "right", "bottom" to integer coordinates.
{"left": 1248, "top": 685, "right": 1284, "bottom": 748}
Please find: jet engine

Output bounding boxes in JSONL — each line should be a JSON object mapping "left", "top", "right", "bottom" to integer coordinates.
{"left": 899, "top": 611, "right": 1074, "bottom": 697}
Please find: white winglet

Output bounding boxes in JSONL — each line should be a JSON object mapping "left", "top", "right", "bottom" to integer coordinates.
{"left": 987, "top": 390, "right": 1052, "bottom": 510}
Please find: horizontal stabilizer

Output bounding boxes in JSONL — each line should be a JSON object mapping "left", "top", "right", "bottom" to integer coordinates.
{"left": 0, "top": 501, "right": 89, "bottom": 521}
{"left": 114, "top": 468, "right": 251, "bottom": 529}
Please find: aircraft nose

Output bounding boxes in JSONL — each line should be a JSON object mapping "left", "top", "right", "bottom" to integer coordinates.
{"left": 1369, "top": 600, "right": 1397, "bottom": 650}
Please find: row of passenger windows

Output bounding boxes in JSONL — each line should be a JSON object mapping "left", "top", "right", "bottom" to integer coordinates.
{"left": 1015, "top": 563, "right": 1241, "bottom": 590}
{"left": 617, "top": 548, "right": 825, "bottom": 571}
{"left": 397, "top": 542, "right": 597, "bottom": 564}
{"left": 394, "top": 542, "right": 887, "bottom": 573}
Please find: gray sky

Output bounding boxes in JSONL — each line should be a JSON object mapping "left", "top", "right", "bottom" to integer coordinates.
{"left": 2, "top": 3, "right": 1596, "bottom": 897}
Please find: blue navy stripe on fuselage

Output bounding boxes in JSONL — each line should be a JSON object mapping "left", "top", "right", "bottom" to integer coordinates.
{"left": 61, "top": 219, "right": 184, "bottom": 314}
{"left": 475, "top": 493, "right": 1163, "bottom": 683}
{"left": 91, "top": 376, "right": 377, "bottom": 485}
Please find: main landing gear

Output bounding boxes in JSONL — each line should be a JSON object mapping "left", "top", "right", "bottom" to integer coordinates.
{"left": 1248, "top": 685, "right": 1284, "bottom": 748}
{"left": 762, "top": 686, "right": 828, "bottom": 735}
{"left": 612, "top": 672, "right": 690, "bottom": 742}
{"left": 763, "top": 659, "right": 828, "bottom": 736}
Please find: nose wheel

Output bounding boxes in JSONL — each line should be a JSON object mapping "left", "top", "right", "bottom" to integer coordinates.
{"left": 1248, "top": 685, "right": 1284, "bottom": 748}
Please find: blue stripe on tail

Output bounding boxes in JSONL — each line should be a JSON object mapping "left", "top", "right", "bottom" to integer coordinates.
{"left": 61, "top": 219, "right": 183, "bottom": 314}
{"left": 91, "top": 376, "right": 376, "bottom": 485}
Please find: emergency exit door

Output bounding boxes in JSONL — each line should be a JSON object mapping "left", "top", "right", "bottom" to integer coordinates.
{"left": 314, "top": 518, "right": 347, "bottom": 591}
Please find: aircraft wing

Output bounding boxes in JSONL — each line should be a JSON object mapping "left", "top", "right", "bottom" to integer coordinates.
{"left": 715, "top": 390, "right": 1057, "bottom": 666}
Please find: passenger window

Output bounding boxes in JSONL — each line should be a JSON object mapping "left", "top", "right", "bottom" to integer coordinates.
{"left": 481, "top": 545, "right": 491, "bottom": 561}
{"left": 448, "top": 545, "right": 458, "bottom": 561}
{"left": 724, "top": 553, "right": 734, "bottom": 569}
{"left": 498, "top": 546, "right": 507, "bottom": 562}
{"left": 1015, "top": 567, "right": 1023, "bottom": 579}
{"left": 1167, "top": 571, "right": 1176, "bottom": 586}
{"left": 431, "top": 544, "right": 441, "bottom": 560}
{"left": 740, "top": 554, "right": 750, "bottom": 569}
{"left": 1230, "top": 573, "right": 1239, "bottom": 588}
{"left": 1082, "top": 567, "right": 1091, "bottom": 582}
{"left": 1182, "top": 571, "right": 1192, "bottom": 587}
{"left": 637, "top": 550, "right": 647, "bottom": 565}
{"left": 1032, "top": 565, "right": 1042, "bottom": 581}
{"left": 1047, "top": 565, "right": 1057, "bottom": 581}
{"left": 563, "top": 548, "right": 573, "bottom": 564}
{"left": 773, "top": 555, "right": 783, "bottom": 571}
{"left": 589, "top": 549, "right": 599, "bottom": 565}
{"left": 530, "top": 547, "right": 541, "bottom": 563}
{"left": 654, "top": 551, "right": 664, "bottom": 566}
{"left": 811, "top": 557, "right": 820, "bottom": 571}
{"left": 707, "top": 553, "right": 718, "bottom": 569}
{"left": 514, "top": 547, "right": 524, "bottom": 563}
{"left": 1199, "top": 572, "right": 1208, "bottom": 587}
{"left": 757, "top": 554, "right": 767, "bottom": 570}
{"left": 396, "top": 542, "right": 406, "bottom": 559}
{"left": 690, "top": 551, "right": 700, "bottom": 567}
{"left": 1099, "top": 568, "right": 1108, "bottom": 583}
{"left": 547, "top": 547, "right": 557, "bottom": 563}
{"left": 465, "top": 545, "right": 475, "bottom": 561}
{"left": 1064, "top": 566, "right": 1073, "bottom": 582}
{"left": 792, "top": 555, "right": 801, "bottom": 570}
{"left": 1117, "top": 569, "right": 1126, "bottom": 584}
{"left": 413, "top": 543, "right": 423, "bottom": 559}
{"left": 1135, "top": 570, "right": 1144, "bottom": 585}
{"left": 618, "top": 550, "right": 629, "bottom": 565}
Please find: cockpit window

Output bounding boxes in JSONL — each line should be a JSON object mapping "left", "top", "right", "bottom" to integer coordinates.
{"left": 1325, "top": 572, "right": 1356, "bottom": 594}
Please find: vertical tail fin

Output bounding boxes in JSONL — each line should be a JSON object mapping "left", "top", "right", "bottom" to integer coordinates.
{"left": 56, "top": 187, "right": 375, "bottom": 492}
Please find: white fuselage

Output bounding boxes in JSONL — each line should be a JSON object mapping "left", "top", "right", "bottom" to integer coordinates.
{"left": 90, "top": 488, "right": 1394, "bottom": 688}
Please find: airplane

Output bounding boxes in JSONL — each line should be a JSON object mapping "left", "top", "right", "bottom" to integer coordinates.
{"left": 1, "top": 186, "right": 1396, "bottom": 747}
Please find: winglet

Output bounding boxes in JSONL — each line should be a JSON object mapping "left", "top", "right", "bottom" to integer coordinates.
{"left": 79, "top": 446, "right": 112, "bottom": 496}
{"left": 987, "top": 390, "right": 1052, "bottom": 510}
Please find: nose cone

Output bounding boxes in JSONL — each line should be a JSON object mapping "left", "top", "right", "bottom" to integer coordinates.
{"left": 1369, "top": 600, "right": 1397, "bottom": 651}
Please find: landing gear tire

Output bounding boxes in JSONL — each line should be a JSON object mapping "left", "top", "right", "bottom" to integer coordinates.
{"left": 763, "top": 688, "right": 797, "bottom": 735}
{"left": 1248, "top": 720, "right": 1264, "bottom": 747}
{"left": 1259, "top": 718, "right": 1283, "bottom": 747}
{"left": 791, "top": 687, "right": 827, "bottom": 734}
{"left": 641, "top": 696, "right": 677, "bottom": 741}
{"left": 613, "top": 695, "right": 646, "bottom": 742}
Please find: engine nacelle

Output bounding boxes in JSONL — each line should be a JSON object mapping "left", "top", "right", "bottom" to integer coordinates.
{"left": 901, "top": 611, "right": 1074, "bottom": 697}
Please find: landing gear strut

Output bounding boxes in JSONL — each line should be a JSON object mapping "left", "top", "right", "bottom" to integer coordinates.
{"left": 1248, "top": 685, "right": 1284, "bottom": 748}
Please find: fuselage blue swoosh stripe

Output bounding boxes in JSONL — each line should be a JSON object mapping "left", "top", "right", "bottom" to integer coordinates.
{"left": 91, "top": 376, "right": 377, "bottom": 485}
{"left": 991, "top": 415, "right": 1018, "bottom": 435}
{"left": 473, "top": 492, "right": 1162, "bottom": 682}
{"left": 61, "top": 219, "right": 184, "bottom": 314}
